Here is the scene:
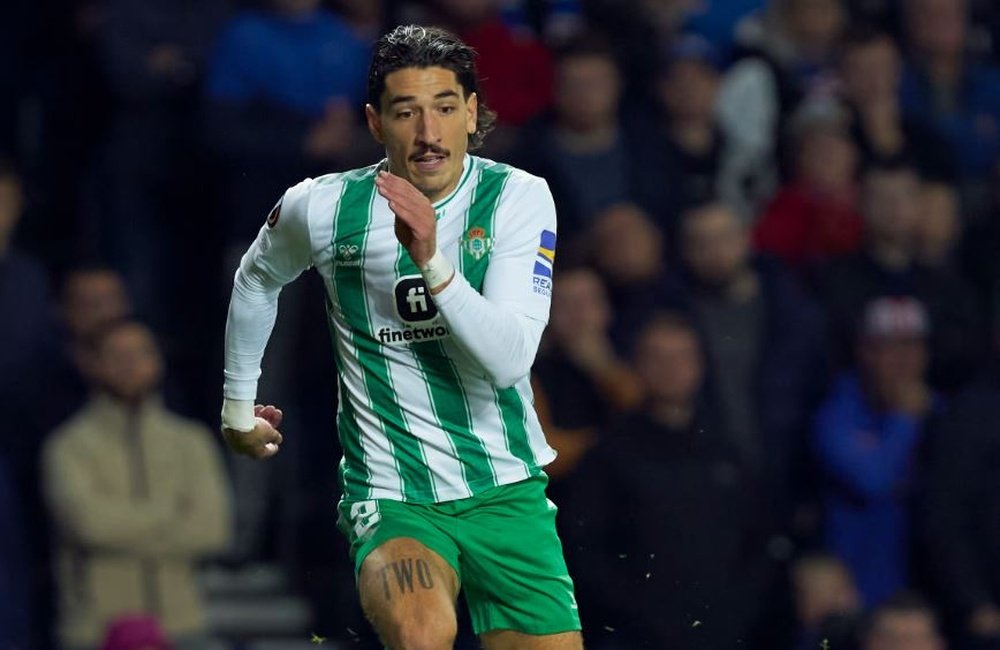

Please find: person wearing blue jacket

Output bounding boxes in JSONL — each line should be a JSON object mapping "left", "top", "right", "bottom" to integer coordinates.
{"left": 814, "top": 296, "right": 942, "bottom": 607}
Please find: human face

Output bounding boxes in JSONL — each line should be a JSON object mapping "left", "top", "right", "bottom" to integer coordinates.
{"left": 787, "top": 0, "right": 846, "bottom": 54}
{"left": 590, "top": 204, "right": 663, "bottom": 285}
{"left": 63, "top": 271, "right": 131, "bottom": 342}
{"left": 907, "top": 0, "right": 966, "bottom": 59}
{"left": 550, "top": 269, "right": 611, "bottom": 341}
{"left": 842, "top": 38, "right": 900, "bottom": 104}
{"left": 635, "top": 324, "right": 704, "bottom": 405}
{"left": 863, "top": 170, "right": 921, "bottom": 247}
{"left": 681, "top": 205, "right": 749, "bottom": 289}
{"left": 555, "top": 54, "right": 621, "bottom": 132}
{"left": 97, "top": 324, "right": 163, "bottom": 402}
{"left": 864, "top": 611, "right": 945, "bottom": 650}
{"left": 861, "top": 336, "right": 929, "bottom": 389}
{"left": 660, "top": 59, "right": 719, "bottom": 123}
{"left": 798, "top": 129, "right": 857, "bottom": 193}
{"left": 366, "top": 66, "right": 477, "bottom": 203}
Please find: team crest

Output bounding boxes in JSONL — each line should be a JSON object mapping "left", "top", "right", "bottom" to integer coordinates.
{"left": 460, "top": 226, "right": 494, "bottom": 261}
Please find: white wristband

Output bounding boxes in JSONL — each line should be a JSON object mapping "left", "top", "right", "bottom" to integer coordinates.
{"left": 221, "top": 398, "right": 255, "bottom": 432}
{"left": 420, "top": 249, "right": 455, "bottom": 289}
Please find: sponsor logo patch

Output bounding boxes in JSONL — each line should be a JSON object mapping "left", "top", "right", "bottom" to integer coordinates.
{"left": 334, "top": 243, "right": 361, "bottom": 267}
{"left": 533, "top": 229, "right": 556, "bottom": 296}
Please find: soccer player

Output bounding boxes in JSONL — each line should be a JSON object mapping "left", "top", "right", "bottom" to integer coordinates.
{"left": 219, "top": 25, "right": 582, "bottom": 650}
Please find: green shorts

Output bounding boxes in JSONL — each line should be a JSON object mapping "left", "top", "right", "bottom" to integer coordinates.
{"left": 336, "top": 475, "right": 581, "bottom": 636}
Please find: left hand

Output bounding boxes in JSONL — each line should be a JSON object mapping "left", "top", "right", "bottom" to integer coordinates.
{"left": 376, "top": 171, "right": 437, "bottom": 266}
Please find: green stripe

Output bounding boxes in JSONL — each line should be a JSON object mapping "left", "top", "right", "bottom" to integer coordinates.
{"left": 495, "top": 386, "right": 537, "bottom": 468}
{"left": 332, "top": 168, "right": 435, "bottom": 501}
{"left": 327, "top": 295, "right": 372, "bottom": 501}
{"left": 461, "top": 162, "right": 511, "bottom": 292}
{"left": 395, "top": 248, "right": 497, "bottom": 490}
{"left": 433, "top": 156, "right": 476, "bottom": 210}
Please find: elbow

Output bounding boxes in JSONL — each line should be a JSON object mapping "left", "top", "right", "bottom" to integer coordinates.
{"left": 487, "top": 353, "right": 533, "bottom": 389}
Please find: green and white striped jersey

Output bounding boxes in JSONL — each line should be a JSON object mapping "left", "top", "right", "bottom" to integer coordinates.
{"left": 224, "top": 155, "right": 558, "bottom": 503}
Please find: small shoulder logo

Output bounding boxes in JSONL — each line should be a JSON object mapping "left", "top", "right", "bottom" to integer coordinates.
{"left": 461, "top": 226, "right": 494, "bottom": 261}
{"left": 335, "top": 243, "right": 361, "bottom": 266}
{"left": 266, "top": 197, "right": 283, "bottom": 228}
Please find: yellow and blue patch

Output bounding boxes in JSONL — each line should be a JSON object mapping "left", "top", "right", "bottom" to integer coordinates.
{"left": 533, "top": 230, "right": 556, "bottom": 296}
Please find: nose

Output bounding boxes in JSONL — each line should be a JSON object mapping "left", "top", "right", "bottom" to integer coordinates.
{"left": 416, "top": 110, "right": 442, "bottom": 144}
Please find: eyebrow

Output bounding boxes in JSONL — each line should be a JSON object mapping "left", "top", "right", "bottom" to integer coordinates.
{"left": 388, "top": 90, "right": 461, "bottom": 106}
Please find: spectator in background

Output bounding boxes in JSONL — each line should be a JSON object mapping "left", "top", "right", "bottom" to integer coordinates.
{"left": 860, "top": 592, "right": 948, "bottom": 650}
{"left": 532, "top": 266, "right": 641, "bottom": 495}
{"left": 206, "top": 0, "right": 377, "bottom": 245}
{"left": 631, "top": 35, "right": 733, "bottom": 231}
{"left": 585, "top": 203, "right": 672, "bottom": 353}
{"left": 839, "top": 28, "right": 956, "bottom": 182}
{"left": 901, "top": 0, "right": 1000, "bottom": 217}
{"left": 433, "top": 0, "right": 553, "bottom": 124}
{"left": 43, "top": 320, "right": 232, "bottom": 650}
{"left": 99, "top": 0, "right": 229, "bottom": 326}
{"left": 513, "top": 36, "right": 657, "bottom": 241}
{"left": 791, "top": 552, "right": 863, "bottom": 650}
{"left": 753, "top": 101, "right": 864, "bottom": 273}
{"left": 823, "top": 159, "right": 984, "bottom": 389}
{"left": 567, "top": 314, "right": 771, "bottom": 649}
{"left": 822, "top": 161, "right": 984, "bottom": 389}
{"left": 922, "top": 357, "right": 1000, "bottom": 648}
{"left": 814, "top": 297, "right": 941, "bottom": 607}
{"left": 0, "top": 454, "right": 29, "bottom": 650}
{"left": 673, "top": 202, "right": 827, "bottom": 526}
{"left": 718, "top": 0, "right": 848, "bottom": 216}
{"left": 915, "top": 181, "right": 963, "bottom": 269}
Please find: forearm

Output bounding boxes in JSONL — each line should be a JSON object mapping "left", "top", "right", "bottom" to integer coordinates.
{"left": 223, "top": 264, "right": 281, "bottom": 401}
{"left": 433, "top": 271, "right": 545, "bottom": 388}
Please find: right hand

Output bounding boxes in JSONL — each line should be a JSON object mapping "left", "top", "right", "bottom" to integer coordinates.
{"left": 222, "top": 404, "right": 284, "bottom": 459}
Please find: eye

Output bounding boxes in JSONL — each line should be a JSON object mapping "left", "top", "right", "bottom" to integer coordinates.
{"left": 439, "top": 105, "right": 457, "bottom": 115}
{"left": 396, "top": 109, "right": 414, "bottom": 119}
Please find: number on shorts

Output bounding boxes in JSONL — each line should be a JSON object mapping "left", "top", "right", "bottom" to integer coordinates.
{"left": 349, "top": 500, "right": 381, "bottom": 541}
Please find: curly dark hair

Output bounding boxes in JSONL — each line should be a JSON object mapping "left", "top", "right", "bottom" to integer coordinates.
{"left": 368, "top": 25, "right": 497, "bottom": 151}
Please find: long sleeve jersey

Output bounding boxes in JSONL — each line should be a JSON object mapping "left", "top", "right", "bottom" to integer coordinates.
{"left": 224, "top": 155, "right": 558, "bottom": 503}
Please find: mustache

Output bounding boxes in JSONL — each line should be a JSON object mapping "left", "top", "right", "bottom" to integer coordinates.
{"left": 409, "top": 146, "right": 449, "bottom": 160}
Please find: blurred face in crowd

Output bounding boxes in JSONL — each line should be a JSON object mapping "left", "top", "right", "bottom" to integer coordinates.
{"left": 785, "top": 0, "right": 846, "bottom": 55}
{"left": 659, "top": 59, "right": 719, "bottom": 123}
{"left": 862, "top": 169, "right": 922, "bottom": 248}
{"left": 796, "top": 127, "right": 858, "bottom": 194}
{"left": 0, "top": 172, "right": 24, "bottom": 254}
{"left": 555, "top": 53, "right": 622, "bottom": 132}
{"left": 95, "top": 323, "right": 163, "bottom": 403}
{"left": 864, "top": 610, "right": 946, "bottom": 650}
{"left": 634, "top": 320, "right": 704, "bottom": 406}
{"left": 793, "top": 557, "right": 861, "bottom": 627}
{"left": 62, "top": 270, "right": 131, "bottom": 343}
{"left": 549, "top": 268, "right": 611, "bottom": 342}
{"left": 860, "top": 333, "right": 928, "bottom": 389}
{"left": 841, "top": 36, "right": 901, "bottom": 105}
{"left": 681, "top": 203, "right": 750, "bottom": 289}
{"left": 916, "top": 183, "right": 960, "bottom": 263}
{"left": 367, "top": 66, "right": 478, "bottom": 203}
{"left": 589, "top": 203, "right": 663, "bottom": 285}
{"left": 274, "top": 0, "right": 321, "bottom": 16}
{"left": 906, "top": 0, "right": 967, "bottom": 60}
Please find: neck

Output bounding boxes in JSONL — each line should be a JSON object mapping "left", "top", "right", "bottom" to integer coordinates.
{"left": 925, "top": 53, "right": 963, "bottom": 86}
{"left": 647, "top": 401, "right": 695, "bottom": 429}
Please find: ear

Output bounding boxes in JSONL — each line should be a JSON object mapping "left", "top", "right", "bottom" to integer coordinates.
{"left": 466, "top": 92, "right": 479, "bottom": 136}
{"left": 365, "top": 104, "right": 384, "bottom": 144}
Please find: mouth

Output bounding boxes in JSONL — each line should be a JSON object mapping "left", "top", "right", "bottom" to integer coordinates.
{"left": 410, "top": 151, "right": 448, "bottom": 174}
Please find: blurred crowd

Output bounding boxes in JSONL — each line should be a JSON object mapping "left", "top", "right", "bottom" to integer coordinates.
{"left": 3, "top": 0, "right": 1000, "bottom": 648}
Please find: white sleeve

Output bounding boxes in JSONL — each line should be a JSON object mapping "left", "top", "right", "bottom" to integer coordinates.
{"left": 432, "top": 174, "right": 555, "bottom": 388}
{"left": 223, "top": 178, "right": 314, "bottom": 401}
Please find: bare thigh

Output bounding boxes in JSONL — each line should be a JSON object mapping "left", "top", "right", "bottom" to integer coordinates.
{"left": 480, "top": 630, "right": 584, "bottom": 649}
{"left": 359, "top": 536, "right": 461, "bottom": 649}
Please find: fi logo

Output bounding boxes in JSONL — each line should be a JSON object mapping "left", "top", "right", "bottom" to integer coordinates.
{"left": 394, "top": 275, "right": 439, "bottom": 323}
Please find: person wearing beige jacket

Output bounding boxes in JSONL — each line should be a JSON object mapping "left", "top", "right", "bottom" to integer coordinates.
{"left": 43, "top": 319, "right": 232, "bottom": 650}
